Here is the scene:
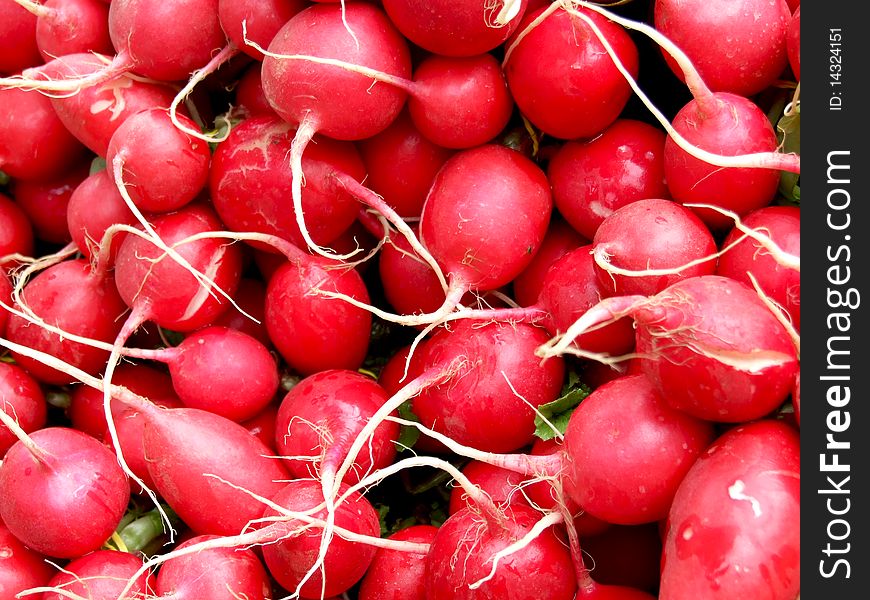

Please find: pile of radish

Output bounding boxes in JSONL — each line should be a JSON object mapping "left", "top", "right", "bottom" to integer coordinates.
{"left": 0, "top": 0, "right": 800, "bottom": 599}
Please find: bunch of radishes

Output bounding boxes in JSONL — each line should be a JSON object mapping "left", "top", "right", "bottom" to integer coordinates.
{"left": 0, "top": 0, "right": 800, "bottom": 599}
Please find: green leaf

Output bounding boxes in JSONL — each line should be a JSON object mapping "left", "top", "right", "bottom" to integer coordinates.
{"left": 534, "top": 371, "right": 591, "bottom": 441}
{"left": 776, "top": 102, "right": 800, "bottom": 203}
{"left": 396, "top": 400, "right": 421, "bottom": 450}
{"left": 89, "top": 157, "right": 107, "bottom": 176}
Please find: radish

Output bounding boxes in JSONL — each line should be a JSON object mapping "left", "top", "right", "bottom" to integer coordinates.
{"left": 448, "top": 460, "right": 532, "bottom": 515}
{"left": 382, "top": 0, "right": 528, "bottom": 57}
{"left": 0, "top": 86, "right": 88, "bottom": 181}
{"left": 39, "top": 549, "right": 156, "bottom": 600}
{"left": 210, "top": 276, "right": 271, "bottom": 347}
{"left": 218, "top": 0, "right": 307, "bottom": 61}
{"left": 274, "top": 369, "right": 399, "bottom": 485}
{"left": 4, "top": 257, "right": 128, "bottom": 385}
{"left": 663, "top": 92, "right": 783, "bottom": 230}
{"left": 23, "top": 0, "right": 113, "bottom": 61}
{"left": 0, "top": 192, "right": 35, "bottom": 262}
{"left": 406, "top": 52, "right": 514, "bottom": 150}
{"left": 0, "top": 0, "right": 40, "bottom": 75}
{"left": 787, "top": 6, "right": 800, "bottom": 80}
{"left": 423, "top": 503, "right": 577, "bottom": 600}
{"left": 234, "top": 63, "right": 277, "bottom": 118}
{"left": 358, "top": 524, "right": 438, "bottom": 600}
{"left": 66, "top": 168, "right": 138, "bottom": 262}
{"left": 8, "top": 159, "right": 89, "bottom": 245}
{"left": 504, "top": 3, "right": 638, "bottom": 140}
{"left": 0, "top": 519, "right": 55, "bottom": 599}
{"left": 512, "top": 217, "right": 587, "bottom": 307}
{"left": 547, "top": 119, "right": 669, "bottom": 241}
{"left": 0, "top": 425, "right": 130, "bottom": 559}
{"left": 241, "top": 402, "right": 279, "bottom": 452}
{"left": 356, "top": 109, "right": 454, "bottom": 219}
{"left": 581, "top": 523, "right": 663, "bottom": 594}
{"left": 654, "top": 0, "right": 792, "bottom": 97}
{"left": 155, "top": 534, "right": 272, "bottom": 600}
{"left": 716, "top": 205, "right": 800, "bottom": 330}
{"left": 0, "top": 361, "right": 46, "bottom": 457}
{"left": 412, "top": 320, "right": 564, "bottom": 453}
{"left": 260, "top": 479, "right": 381, "bottom": 599}
{"left": 590, "top": 198, "right": 718, "bottom": 297}
{"left": 560, "top": 374, "right": 715, "bottom": 525}
{"left": 210, "top": 115, "right": 367, "bottom": 250}
{"left": 542, "top": 275, "right": 799, "bottom": 423}
{"left": 659, "top": 420, "right": 800, "bottom": 599}
{"left": 106, "top": 108, "right": 212, "bottom": 214}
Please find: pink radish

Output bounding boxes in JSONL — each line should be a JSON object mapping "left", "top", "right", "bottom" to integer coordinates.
{"left": 0, "top": 86, "right": 88, "bottom": 181}
{"left": 0, "top": 361, "right": 46, "bottom": 457}
{"left": 504, "top": 3, "right": 638, "bottom": 140}
{"left": 659, "top": 420, "right": 800, "bottom": 599}
{"left": 106, "top": 108, "right": 212, "bottom": 213}
{"left": 356, "top": 109, "right": 454, "bottom": 219}
{"left": 382, "top": 0, "right": 528, "bottom": 57}
{"left": 0, "top": 426, "right": 130, "bottom": 559}
{"left": 0, "top": 519, "right": 55, "bottom": 598}
{"left": 548, "top": 119, "right": 669, "bottom": 241}
{"left": 358, "top": 524, "right": 438, "bottom": 600}
{"left": 274, "top": 369, "right": 399, "bottom": 485}
{"left": 591, "top": 198, "right": 718, "bottom": 297}
{"left": 40, "top": 549, "right": 156, "bottom": 600}
{"left": 155, "top": 534, "right": 272, "bottom": 600}
{"left": 4, "top": 257, "right": 128, "bottom": 385}
{"left": 654, "top": 0, "right": 792, "bottom": 97}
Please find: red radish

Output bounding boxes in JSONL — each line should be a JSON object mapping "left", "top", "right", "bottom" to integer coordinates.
{"left": 358, "top": 524, "right": 438, "bottom": 600}
{"left": 792, "top": 371, "right": 800, "bottom": 425}
{"left": 107, "top": 0, "right": 227, "bottom": 82}
{"left": 504, "top": 4, "right": 638, "bottom": 140}
{"left": 218, "top": 0, "right": 307, "bottom": 60}
{"left": 356, "top": 109, "right": 454, "bottom": 219}
{"left": 654, "top": 0, "right": 791, "bottom": 97}
{"left": 407, "top": 52, "right": 514, "bottom": 149}
{"left": 414, "top": 144, "right": 552, "bottom": 321}
{"left": 0, "top": 192, "right": 35, "bottom": 261}
{"left": 413, "top": 320, "right": 564, "bottom": 453}
{"left": 659, "top": 420, "right": 800, "bottom": 599}
{"left": 512, "top": 218, "right": 587, "bottom": 307}
{"left": 448, "top": 460, "right": 532, "bottom": 515}
{"left": 0, "top": 361, "right": 46, "bottom": 457}
{"left": 274, "top": 369, "right": 399, "bottom": 485}
{"left": 9, "top": 159, "right": 89, "bottom": 244}
{"left": 382, "top": 0, "right": 528, "bottom": 57}
{"left": 536, "top": 244, "right": 636, "bottom": 356}
{"left": 542, "top": 275, "right": 799, "bottom": 423}
{"left": 591, "top": 198, "right": 718, "bottom": 297}
{"left": 0, "top": 86, "right": 88, "bottom": 181}
{"left": 4, "top": 257, "right": 128, "bottom": 385}
{"left": 40, "top": 549, "right": 156, "bottom": 600}
{"left": 787, "top": 7, "right": 800, "bottom": 80}
{"left": 0, "top": 519, "right": 55, "bottom": 598}
{"left": 67, "top": 362, "right": 179, "bottom": 439}
{"left": 423, "top": 503, "right": 577, "bottom": 600}
{"left": 35, "top": 53, "right": 179, "bottom": 157}
{"left": 234, "top": 63, "right": 277, "bottom": 118}
{"left": 0, "top": 426, "right": 130, "bottom": 558}
{"left": 0, "top": 0, "right": 40, "bottom": 75}
{"left": 241, "top": 402, "right": 279, "bottom": 452}
{"left": 663, "top": 92, "right": 782, "bottom": 230}
{"left": 0, "top": 271, "right": 11, "bottom": 334}
{"left": 210, "top": 115, "right": 366, "bottom": 250}
{"left": 155, "top": 535, "right": 272, "bottom": 600}
{"left": 106, "top": 108, "right": 212, "bottom": 213}
{"left": 28, "top": 0, "right": 113, "bottom": 60}
{"left": 378, "top": 226, "right": 448, "bottom": 318}
{"left": 561, "top": 374, "right": 715, "bottom": 525}
{"left": 548, "top": 119, "right": 669, "bottom": 241}
{"left": 260, "top": 479, "right": 381, "bottom": 599}
{"left": 264, "top": 250, "right": 372, "bottom": 376}
{"left": 66, "top": 168, "right": 138, "bottom": 262}
{"left": 716, "top": 205, "right": 800, "bottom": 330}
{"left": 112, "top": 202, "right": 244, "bottom": 334}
